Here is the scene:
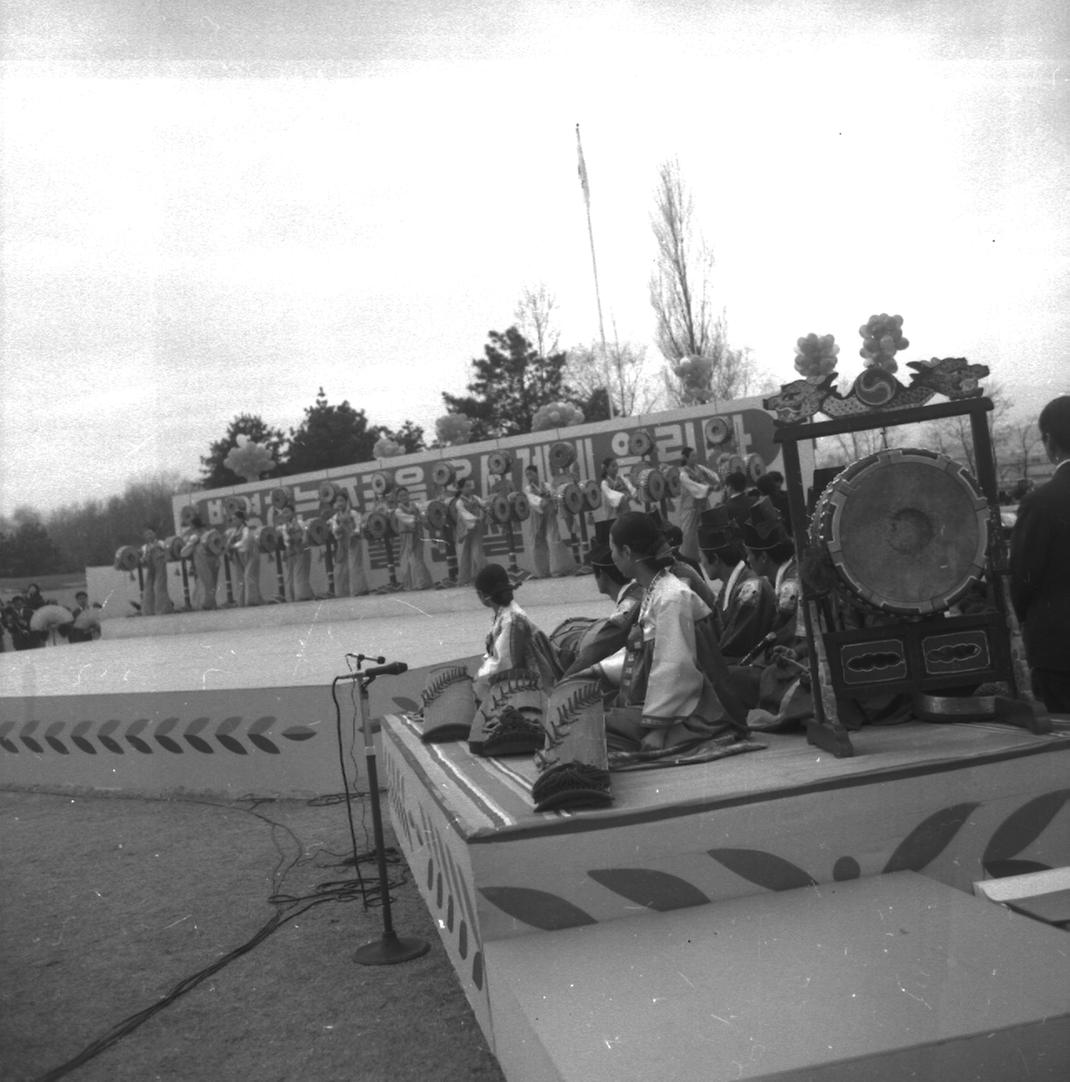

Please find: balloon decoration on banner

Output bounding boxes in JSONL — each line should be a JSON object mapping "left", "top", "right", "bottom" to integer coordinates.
{"left": 435, "top": 413, "right": 473, "bottom": 447}
{"left": 318, "top": 481, "right": 339, "bottom": 504}
{"left": 672, "top": 354, "right": 715, "bottom": 403}
{"left": 364, "top": 511, "right": 391, "bottom": 540}
{"left": 704, "top": 416, "right": 733, "bottom": 446}
{"left": 662, "top": 465, "right": 682, "bottom": 498}
{"left": 858, "top": 313, "right": 909, "bottom": 373}
{"left": 487, "top": 450, "right": 512, "bottom": 476}
{"left": 793, "top": 332, "right": 841, "bottom": 380}
{"left": 373, "top": 436, "right": 403, "bottom": 459}
{"left": 305, "top": 518, "right": 329, "bottom": 546}
{"left": 204, "top": 530, "right": 226, "bottom": 556}
{"left": 509, "top": 491, "right": 531, "bottom": 521}
{"left": 489, "top": 493, "right": 512, "bottom": 523}
{"left": 114, "top": 546, "right": 139, "bottom": 571}
{"left": 431, "top": 462, "right": 456, "bottom": 487}
{"left": 223, "top": 435, "right": 276, "bottom": 484}
{"left": 531, "top": 401, "right": 585, "bottom": 432}
{"left": 257, "top": 526, "right": 280, "bottom": 553}
{"left": 370, "top": 472, "right": 394, "bottom": 496}
{"left": 425, "top": 500, "right": 450, "bottom": 533}
{"left": 583, "top": 479, "right": 602, "bottom": 510}
{"left": 548, "top": 442, "right": 576, "bottom": 471}
{"left": 628, "top": 429, "right": 654, "bottom": 456}
{"left": 270, "top": 487, "right": 294, "bottom": 509}
{"left": 223, "top": 495, "right": 249, "bottom": 516}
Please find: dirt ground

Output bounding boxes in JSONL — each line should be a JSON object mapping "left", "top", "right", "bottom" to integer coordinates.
{"left": 1, "top": 787, "right": 505, "bottom": 1082}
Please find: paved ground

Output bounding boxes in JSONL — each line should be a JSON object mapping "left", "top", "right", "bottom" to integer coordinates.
{"left": 1, "top": 787, "right": 506, "bottom": 1082}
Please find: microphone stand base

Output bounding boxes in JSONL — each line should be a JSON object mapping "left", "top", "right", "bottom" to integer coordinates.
{"left": 354, "top": 931, "right": 430, "bottom": 966}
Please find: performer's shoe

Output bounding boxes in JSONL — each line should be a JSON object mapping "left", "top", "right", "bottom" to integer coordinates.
{"left": 532, "top": 761, "right": 612, "bottom": 813}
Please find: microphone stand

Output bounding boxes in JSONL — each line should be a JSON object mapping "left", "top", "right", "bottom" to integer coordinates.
{"left": 346, "top": 658, "right": 429, "bottom": 966}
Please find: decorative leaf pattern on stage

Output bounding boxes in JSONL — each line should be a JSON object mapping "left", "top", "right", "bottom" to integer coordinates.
{"left": 983, "top": 788, "right": 1070, "bottom": 866}
{"left": 478, "top": 887, "right": 596, "bottom": 930}
{"left": 882, "top": 802, "right": 979, "bottom": 873}
{"left": 587, "top": 869, "right": 710, "bottom": 911}
{"left": 0, "top": 717, "right": 320, "bottom": 756}
{"left": 708, "top": 848, "right": 818, "bottom": 892}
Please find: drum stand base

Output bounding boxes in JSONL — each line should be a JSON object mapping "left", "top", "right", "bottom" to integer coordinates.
{"left": 805, "top": 719, "right": 855, "bottom": 757}
{"left": 913, "top": 693, "right": 1051, "bottom": 733}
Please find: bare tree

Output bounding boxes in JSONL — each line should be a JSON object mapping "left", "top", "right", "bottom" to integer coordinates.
{"left": 1001, "top": 417, "right": 1042, "bottom": 486}
{"left": 649, "top": 159, "right": 750, "bottom": 404}
{"left": 920, "top": 381, "right": 1014, "bottom": 477}
{"left": 566, "top": 337, "right": 656, "bottom": 418}
{"left": 513, "top": 285, "right": 561, "bottom": 361}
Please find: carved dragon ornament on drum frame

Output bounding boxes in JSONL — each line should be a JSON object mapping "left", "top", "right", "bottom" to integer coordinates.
{"left": 762, "top": 313, "right": 990, "bottom": 425}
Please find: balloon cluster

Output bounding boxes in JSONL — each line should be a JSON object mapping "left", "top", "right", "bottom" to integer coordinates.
{"left": 531, "top": 401, "right": 585, "bottom": 432}
{"left": 373, "top": 436, "right": 403, "bottom": 459}
{"left": 672, "top": 355, "right": 715, "bottom": 402}
{"left": 223, "top": 435, "right": 276, "bottom": 483}
{"left": 793, "top": 333, "right": 840, "bottom": 380}
{"left": 859, "top": 313, "right": 909, "bottom": 373}
{"left": 435, "top": 413, "right": 474, "bottom": 447}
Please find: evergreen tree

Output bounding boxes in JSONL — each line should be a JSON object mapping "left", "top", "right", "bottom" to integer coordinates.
{"left": 380, "top": 420, "right": 426, "bottom": 455}
{"left": 0, "top": 518, "right": 63, "bottom": 577}
{"left": 442, "top": 327, "right": 573, "bottom": 442}
{"left": 285, "top": 388, "right": 380, "bottom": 474}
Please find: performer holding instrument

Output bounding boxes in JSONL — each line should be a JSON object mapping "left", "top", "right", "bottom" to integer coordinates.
{"left": 391, "top": 486, "right": 434, "bottom": 591}
{"left": 330, "top": 491, "right": 369, "bottom": 597}
{"left": 450, "top": 477, "right": 488, "bottom": 587}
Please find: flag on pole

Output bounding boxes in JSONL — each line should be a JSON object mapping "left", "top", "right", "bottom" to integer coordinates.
{"left": 576, "top": 123, "right": 590, "bottom": 206}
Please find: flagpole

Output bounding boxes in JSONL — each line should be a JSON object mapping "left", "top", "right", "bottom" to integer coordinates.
{"left": 576, "top": 124, "right": 615, "bottom": 419}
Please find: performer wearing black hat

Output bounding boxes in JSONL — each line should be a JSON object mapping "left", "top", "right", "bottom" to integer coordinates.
{"left": 699, "top": 506, "right": 774, "bottom": 661}
{"left": 741, "top": 497, "right": 801, "bottom": 649}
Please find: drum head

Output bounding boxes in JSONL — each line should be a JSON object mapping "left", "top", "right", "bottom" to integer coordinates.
{"left": 509, "top": 491, "right": 531, "bottom": 521}
{"left": 628, "top": 430, "right": 654, "bottom": 456}
{"left": 813, "top": 448, "right": 988, "bottom": 615}
{"left": 487, "top": 451, "right": 511, "bottom": 475}
{"left": 583, "top": 479, "right": 602, "bottom": 510}
{"left": 662, "top": 465, "right": 682, "bottom": 498}
{"left": 561, "top": 483, "right": 584, "bottom": 515}
{"left": 549, "top": 442, "right": 576, "bottom": 470}
{"left": 490, "top": 493, "right": 511, "bottom": 523}
{"left": 364, "top": 511, "right": 390, "bottom": 539}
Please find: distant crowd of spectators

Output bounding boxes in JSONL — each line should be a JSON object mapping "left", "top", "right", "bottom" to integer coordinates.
{"left": 0, "top": 585, "right": 101, "bottom": 651}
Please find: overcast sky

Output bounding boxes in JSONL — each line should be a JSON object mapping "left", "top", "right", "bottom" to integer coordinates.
{"left": 2, "top": 0, "right": 1068, "bottom": 517}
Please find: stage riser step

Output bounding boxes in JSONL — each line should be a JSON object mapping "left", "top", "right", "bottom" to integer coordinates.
{"left": 483, "top": 873, "right": 1070, "bottom": 1082}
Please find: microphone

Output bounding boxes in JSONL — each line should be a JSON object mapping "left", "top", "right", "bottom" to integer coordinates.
{"left": 363, "top": 661, "right": 408, "bottom": 678}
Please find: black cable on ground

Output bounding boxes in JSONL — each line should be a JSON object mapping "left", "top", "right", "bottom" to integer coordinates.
{"left": 30, "top": 706, "right": 411, "bottom": 1082}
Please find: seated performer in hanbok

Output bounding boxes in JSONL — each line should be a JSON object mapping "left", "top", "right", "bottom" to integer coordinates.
{"left": 391, "top": 487, "right": 433, "bottom": 591}
{"left": 179, "top": 515, "right": 219, "bottom": 610}
{"left": 229, "top": 509, "right": 262, "bottom": 607}
{"left": 698, "top": 507, "right": 774, "bottom": 661}
{"left": 472, "top": 563, "right": 560, "bottom": 701}
{"left": 607, "top": 513, "right": 751, "bottom": 752}
{"left": 599, "top": 456, "right": 637, "bottom": 520}
{"left": 741, "top": 497, "right": 800, "bottom": 649}
{"left": 677, "top": 446, "right": 721, "bottom": 561}
{"left": 450, "top": 477, "right": 487, "bottom": 587}
{"left": 557, "top": 541, "right": 643, "bottom": 680}
{"left": 330, "top": 492, "right": 369, "bottom": 597}
{"left": 276, "top": 505, "right": 314, "bottom": 602}
{"left": 139, "top": 527, "right": 174, "bottom": 616}
{"left": 533, "top": 514, "right": 753, "bottom": 811}
{"left": 723, "top": 497, "right": 814, "bottom": 731}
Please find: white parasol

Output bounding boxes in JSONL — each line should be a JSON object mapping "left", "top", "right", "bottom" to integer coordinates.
{"left": 29, "top": 604, "right": 74, "bottom": 632}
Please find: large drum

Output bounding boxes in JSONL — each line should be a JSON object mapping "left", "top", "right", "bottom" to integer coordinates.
{"left": 811, "top": 448, "right": 989, "bottom": 615}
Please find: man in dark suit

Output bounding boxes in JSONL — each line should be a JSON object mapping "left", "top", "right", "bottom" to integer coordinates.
{"left": 1010, "top": 395, "right": 1070, "bottom": 713}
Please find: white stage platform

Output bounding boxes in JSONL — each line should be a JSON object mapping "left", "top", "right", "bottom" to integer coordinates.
{"left": 0, "top": 580, "right": 598, "bottom": 798}
{"left": 381, "top": 708, "right": 1070, "bottom": 1077}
